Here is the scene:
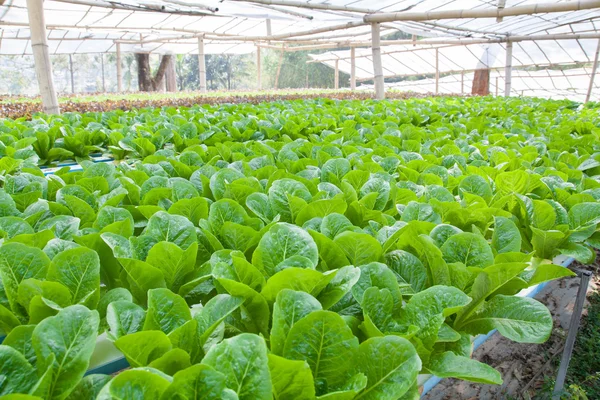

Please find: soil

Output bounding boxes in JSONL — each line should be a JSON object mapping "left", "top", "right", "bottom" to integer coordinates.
{"left": 423, "top": 260, "right": 600, "bottom": 400}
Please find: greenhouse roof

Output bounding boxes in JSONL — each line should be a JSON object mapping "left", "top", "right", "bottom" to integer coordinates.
{"left": 308, "top": 37, "right": 600, "bottom": 80}
{"left": 1, "top": 0, "right": 600, "bottom": 54}
{"left": 357, "top": 67, "right": 600, "bottom": 102}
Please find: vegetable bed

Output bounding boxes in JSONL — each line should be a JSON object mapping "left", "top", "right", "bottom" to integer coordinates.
{"left": 0, "top": 96, "right": 599, "bottom": 400}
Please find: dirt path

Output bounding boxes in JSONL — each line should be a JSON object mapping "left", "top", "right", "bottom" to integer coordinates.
{"left": 423, "top": 262, "right": 599, "bottom": 400}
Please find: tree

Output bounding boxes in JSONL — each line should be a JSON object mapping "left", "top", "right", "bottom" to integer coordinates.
{"left": 472, "top": 69, "right": 490, "bottom": 95}
{"left": 205, "top": 54, "right": 253, "bottom": 90}
{"left": 175, "top": 54, "right": 199, "bottom": 90}
{"left": 263, "top": 49, "right": 343, "bottom": 89}
{"left": 136, "top": 53, "right": 172, "bottom": 91}
{"left": 123, "top": 54, "right": 137, "bottom": 91}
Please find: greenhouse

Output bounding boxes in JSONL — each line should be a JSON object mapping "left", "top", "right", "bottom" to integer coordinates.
{"left": 0, "top": 1, "right": 600, "bottom": 399}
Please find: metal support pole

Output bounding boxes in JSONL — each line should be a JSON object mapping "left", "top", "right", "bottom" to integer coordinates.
{"left": 371, "top": 22, "right": 384, "bottom": 100}
{"left": 504, "top": 41, "right": 513, "bottom": 97}
{"left": 101, "top": 54, "right": 106, "bottom": 92}
{"left": 256, "top": 46, "right": 262, "bottom": 90}
{"left": 266, "top": 19, "right": 272, "bottom": 36}
{"left": 461, "top": 71, "right": 464, "bottom": 94}
{"left": 198, "top": 37, "right": 207, "bottom": 92}
{"left": 495, "top": 76, "right": 499, "bottom": 96}
{"left": 69, "top": 54, "right": 75, "bottom": 94}
{"left": 116, "top": 42, "right": 122, "bottom": 92}
{"left": 27, "top": 0, "right": 60, "bottom": 114}
{"left": 435, "top": 48, "right": 439, "bottom": 94}
{"left": 585, "top": 38, "right": 600, "bottom": 102}
{"left": 334, "top": 59, "right": 339, "bottom": 90}
{"left": 553, "top": 269, "right": 592, "bottom": 399}
{"left": 350, "top": 47, "right": 356, "bottom": 90}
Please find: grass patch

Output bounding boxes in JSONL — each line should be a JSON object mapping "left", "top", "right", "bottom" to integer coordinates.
{"left": 535, "top": 290, "right": 600, "bottom": 399}
{"left": 562, "top": 291, "right": 600, "bottom": 399}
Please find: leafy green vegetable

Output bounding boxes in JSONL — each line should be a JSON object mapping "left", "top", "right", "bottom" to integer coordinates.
{"left": 202, "top": 333, "right": 272, "bottom": 400}
{"left": 355, "top": 336, "right": 421, "bottom": 400}
{"left": 0, "top": 95, "right": 596, "bottom": 397}
{"left": 32, "top": 305, "right": 99, "bottom": 399}
{"left": 283, "top": 310, "right": 359, "bottom": 396}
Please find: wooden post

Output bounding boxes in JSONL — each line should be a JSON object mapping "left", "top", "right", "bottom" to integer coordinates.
{"left": 371, "top": 22, "right": 384, "bottom": 100}
{"left": 435, "top": 48, "right": 439, "bottom": 94}
{"left": 27, "top": 0, "right": 59, "bottom": 114}
{"left": 350, "top": 47, "right": 356, "bottom": 90}
{"left": 116, "top": 42, "right": 123, "bottom": 92}
{"left": 504, "top": 41, "right": 513, "bottom": 96}
{"left": 461, "top": 71, "right": 464, "bottom": 94}
{"left": 585, "top": 38, "right": 600, "bottom": 102}
{"left": 256, "top": 46, "right": 261, "bottom": 90}
{"left": 69, "top": 54, "right": 75, "bottom": 93}
{"left": 334, "top": 59, "right": 339, "bottom": 90}
{"left": 101, "top": 54, "right": 106, "bottom": 92}
{"left": 198, "top": 37, "right": 207, "bottom": 92}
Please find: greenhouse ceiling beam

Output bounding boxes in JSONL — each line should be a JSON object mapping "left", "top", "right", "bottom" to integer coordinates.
{"left": 64, "top": 20, "right": 368, "bottom": 41}
{"left": 116, "top": 33, "right": 199, "bottom": 45}
{"left": 272, "top": 32, "right": 600, "bottom": 54}
{"left": 4, "top": 37, "right": 125, "bottom": 41}
{"left": 255, "top": 4, "right": 313, "bottom": 19}
{"left": 302, "top": 44, "right": 460, "bottom": 63}
{"left": 51, "top": 0, "right": 216, "bottom": 16}
{"left": 116, "top": 25, "right": 387, "bottom": 45}
{"left": 364, "top": 0, "right": 600, "bottom": 23}
{"left": 192, "top": 21, "right": 367, "bottom": 41}
{"left": 353, "top": 62, "right": 584, "bottom": 82}
{"left": 0, "top": 20, "right": 373, "bottom": 43}
{"left": 0, "top": 21, "right": 255, "bottom": 39}
{"left": 161, "top": 0, "right": 218, "bottom": 13}
{"left": 405, "top": 20, "right": 504, "bottom": 37}
{"left": 226, "top": 0, "right": 380, "bottom": 14}
{"left": 269, "top": 26, "right": 386, "bottom": 42}
{"left": 6, "top": 27, "right": 599, "bottom": 50}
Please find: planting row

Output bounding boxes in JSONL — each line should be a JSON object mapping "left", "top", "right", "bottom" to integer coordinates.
{"left": 0, "top": 96, "right": 598, "bottom": 399}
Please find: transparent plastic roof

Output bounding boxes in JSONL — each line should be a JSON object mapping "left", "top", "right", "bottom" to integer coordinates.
{"left": 357, "top": 67, "right": 600, "bottom": 102}
{"left": 310, "top": 38, "right": 600, "bottom": 80}
{"left": 0, "top": 28, "right": 256, "bottom": 55}
{"left": 1, "top": 0, "right": 600, "bottom": 54}
{"left": 388, "top": 0, "right": 600, "bottom": 38}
